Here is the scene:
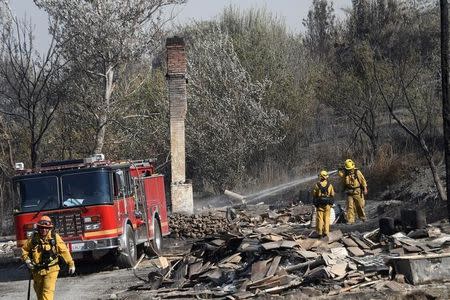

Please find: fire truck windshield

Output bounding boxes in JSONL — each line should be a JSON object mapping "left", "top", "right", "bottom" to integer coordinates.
{"left": 15, "top": 170, "right": 113, "bottom": 212}
{"left": 62, "top": 171, "right": 112, "bottom": 207}
{"left": 16, "top": 176, "right": 59, "bottom": 213}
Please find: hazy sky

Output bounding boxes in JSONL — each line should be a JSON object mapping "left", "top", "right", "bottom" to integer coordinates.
{"left": 9, "top": 0, "right": 352, "bottom": 53}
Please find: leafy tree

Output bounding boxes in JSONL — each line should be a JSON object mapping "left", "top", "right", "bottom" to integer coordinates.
{"left": 219, "top": 7, "right": 317, "bottom": 169}
{"left": 324, "top": 41, "right": 384, "bottom": 163}
{"left": 324, "top": 0, "right": 438, "bottom": 165}
{"left": 0, "top": 3, "right": 64, "bottom": 232}
{"left": 105, "top": 67, "right": 170, "bottom": 163}
{"left": 184, "top": 24, "right": 285, "bottom": 191}
{"left": 371, "top": 2, "right": 443, "bottom": 199}
{"left": 303, "top": 0, "right": 336, "bottom": 58}
{"left": 0, "top": 16, "right": 66, "bottom": 168}
{"left": 35, "top": 0, "right": 185, "bottom": 154}
{"left": 374, "top": 56, "right": 444, "bottom": 200}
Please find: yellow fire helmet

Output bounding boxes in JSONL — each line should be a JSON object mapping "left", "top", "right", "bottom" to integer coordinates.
{"left": 319, "top": 170, "right": 329, "bottom": 179}
{"left": 344, "top": 159, "right": 355, "bottom": 170}
{"left": 37, "top": 215, "right": 53, "bottom": 228}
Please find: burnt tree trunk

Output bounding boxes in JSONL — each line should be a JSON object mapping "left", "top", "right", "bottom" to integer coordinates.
{"left": 421, "top": 139, "right": 446, "bottom": 202}
{"left": 94, "top": 67, "right": 114, "bottom": 155}
{"left": 441, "top": 0, "right": 450, "bottom": 221}
{"left": 0, "top": 117, "right": 15, "bottom": 234}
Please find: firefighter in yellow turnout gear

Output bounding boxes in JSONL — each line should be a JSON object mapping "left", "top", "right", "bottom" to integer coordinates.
{"left": 312, "top": 170, "right": 335, "bottom": 237}
{"left": 22, "top": 216, "right": 75, "bottom": 300}
{"left": 338, "top": 159, "right": 368, "bottom": 224}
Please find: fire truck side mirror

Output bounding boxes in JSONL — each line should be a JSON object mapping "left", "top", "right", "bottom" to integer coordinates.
{"left": 134, "top": 211, "right": 143, "bottom": 219}
{"left": 114, "top": 186, "right": 125, "bottom": 198}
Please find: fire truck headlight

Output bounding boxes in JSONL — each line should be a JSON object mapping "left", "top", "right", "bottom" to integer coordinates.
{"left": 84, "top": 216, "right": 100, "bottom": 223}
{"left": 84, "top": 223, "right": 101, "bottom": 231}
{"left": 83, "top": 216, "right": 101, "bottom": 231}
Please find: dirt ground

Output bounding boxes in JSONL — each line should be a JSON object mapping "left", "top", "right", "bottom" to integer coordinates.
{"left": 0, "top": 259, "right": 143, "bottom": 299}
{"left": 0, "top": 237, "right": 192, "bottom": 300}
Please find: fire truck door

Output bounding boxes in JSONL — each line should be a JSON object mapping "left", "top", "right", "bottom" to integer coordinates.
{"left": 113, "top": 169, "right": 128, "bottom": 221}
{"left": 135, "top": 178, "right": 151, "bottom": 242}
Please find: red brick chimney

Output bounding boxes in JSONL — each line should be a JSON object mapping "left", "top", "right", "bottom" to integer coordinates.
{"left": 166, "top": 36, "right": 193, "bottom": 214}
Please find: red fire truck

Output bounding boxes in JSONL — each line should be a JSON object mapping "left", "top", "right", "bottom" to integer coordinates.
{"left": 12, "top": 154, "right": 169, "bottom": 267}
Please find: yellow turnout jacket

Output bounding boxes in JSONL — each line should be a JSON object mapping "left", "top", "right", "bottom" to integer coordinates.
{"left": 22, "top": 230, "right": 74, "bottom": 275}
{"left": 338, "top": 169, "right": 367, "bottom": 194}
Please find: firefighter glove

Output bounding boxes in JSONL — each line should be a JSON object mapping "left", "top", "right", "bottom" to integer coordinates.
{"left": 25, "top": 259, "right": 34, "bottom": 270}
{"left": 68, "top": 265, "right": 76, "bottom": 275}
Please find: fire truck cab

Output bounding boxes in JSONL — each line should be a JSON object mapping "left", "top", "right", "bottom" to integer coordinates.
{"left": 12, "top": 155, "right": 169, "bottom": 268}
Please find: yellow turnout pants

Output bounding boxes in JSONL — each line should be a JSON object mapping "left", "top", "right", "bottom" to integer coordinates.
{"left": 346, "top": 193, "right": 366, "bottom": 224}
{"left": 316, "top": 204, "right": 331, "bottom": 236}
{"left": 32, "top": 270, "right": 59, "bottom": 300}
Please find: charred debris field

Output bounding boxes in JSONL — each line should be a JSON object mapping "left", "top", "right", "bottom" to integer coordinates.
{"left": 1, "top": 197, "right": 450, "bottom": 299}
{"left": 117, "top": 198, "right": 450, "bottom": 299}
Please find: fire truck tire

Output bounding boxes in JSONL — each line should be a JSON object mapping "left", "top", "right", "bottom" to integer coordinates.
{"left": 146, "top": 219, "right": 163, "bottom": 256}
{"left": 152, "top": 219, "right": 163, "bottom": 255}
{"left": 116, "top": 224, "right": 137, "bottom": 268}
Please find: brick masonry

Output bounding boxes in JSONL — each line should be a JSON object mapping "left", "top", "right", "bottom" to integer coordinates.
{"left": 166, "top": 36, "right": 193, "bottom": 214}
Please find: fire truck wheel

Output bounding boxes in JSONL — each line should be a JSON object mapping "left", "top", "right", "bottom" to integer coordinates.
{"left": 152, "top": 219, "right": 163, "bottom": 255}
{"left": 116, "top": 224, "right": 137, "bottom": 268}
{"left": 146, "top": 219, "right": 163, "bottom": 256}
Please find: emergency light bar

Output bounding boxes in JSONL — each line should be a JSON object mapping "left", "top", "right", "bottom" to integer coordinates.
{"left": 14, "top": 162, "right": 25, "bottom": 170}
{"left": 84, "top": 154, "right": 105, "bottom": 164}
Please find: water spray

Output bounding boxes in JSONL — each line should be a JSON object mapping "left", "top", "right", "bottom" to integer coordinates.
{"left": 224, "top": 170, "right": 338, "bottom": 204}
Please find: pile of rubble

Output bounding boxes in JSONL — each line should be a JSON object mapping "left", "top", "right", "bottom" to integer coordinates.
{"left": 169, "top": 204, "right": 313, "bottom": 239}
{"left": 169, "top": 212, "right": 237, "bottom": 238}
{"left": 0, "top": 240, "right": 15, "bottom": 255}
{"left": 0, "top": 239, "right": 16, "bottom": 264}
{"left": 129, "top": 207, "right": 450, "bottom": 299}
{"left": 230, "top": 204, "right": 313, "bottom": 226}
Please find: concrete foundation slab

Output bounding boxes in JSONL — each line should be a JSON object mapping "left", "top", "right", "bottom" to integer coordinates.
{"left": 387, "top": 253, "right": 450, "bottom": 285}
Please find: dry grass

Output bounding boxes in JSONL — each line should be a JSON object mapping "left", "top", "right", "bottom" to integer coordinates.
{"left": 366, "top": 143, "right": 418, "bottom": 196}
